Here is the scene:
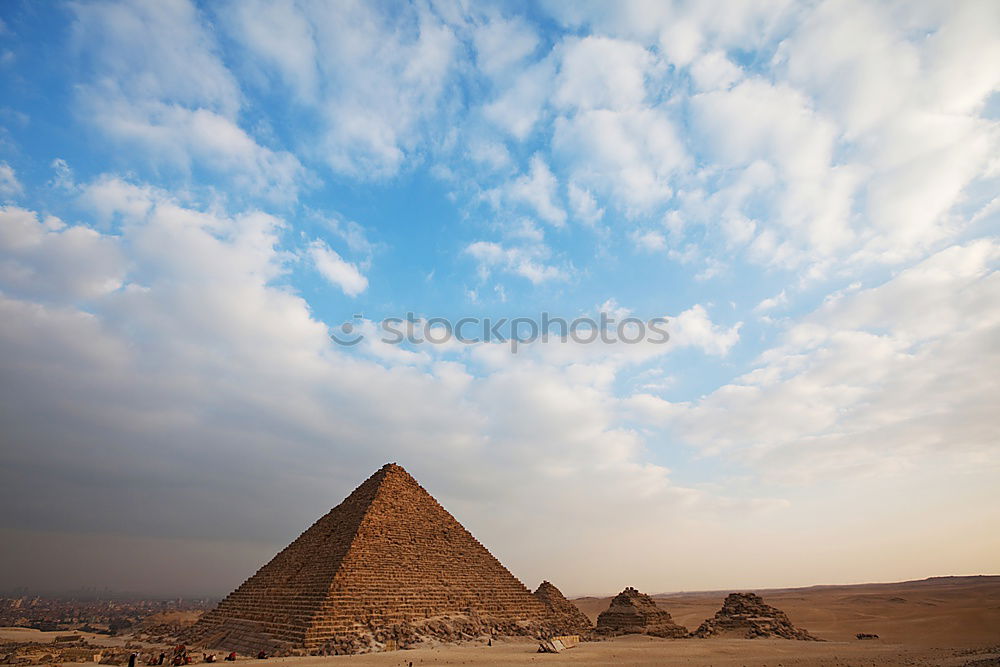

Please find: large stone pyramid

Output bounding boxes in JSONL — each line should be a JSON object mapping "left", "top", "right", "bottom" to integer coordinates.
{"left": 189, "top": 463, "right": 561, "bottom": 654}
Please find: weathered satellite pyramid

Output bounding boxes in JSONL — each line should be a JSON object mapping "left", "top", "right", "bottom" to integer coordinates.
{"left": 189, "top": 463, "right": 564, "bottom": 655}
{"left": 691, "top": 592, "right": 819, "bottom": 640}
{"left": 596, "top": 587, "right": 688, "bottom": 638}
{"left": 533, "top": 581, "right": 593, "bottom": 635}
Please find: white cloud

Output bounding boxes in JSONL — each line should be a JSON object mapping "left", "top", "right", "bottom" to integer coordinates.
{"left": 919, "top": 1, "right": 1000, "bottom": 117}
{"left": 71, "top": 0, "right": 240, "bottom": 115}
{"left": 467, "top": 138, "right": 513, "bottom": 172}
{"left": 472, "top": 12, "right": 553, "bottom": 141}
{"left": 70, "top": 0, "right": 306, "bottom": 201}
{"left": 81, "top": 176, "right": 156, "bottom": 222}
{"left": 754, "top": 289, "right": 788, "bottom": 313}
{"left": 688, "top": 78, "right": 859, "bottom": 264}
{"left": 225, "top": 0, "right": 319, "bottom": 102}
{"left": 0, "top": 162, "right": 22, "bottom": 199}
{"left": 567, "top": 182, "right": 604, "bottom": 225}
{"left": 502, "top": 154, "right": 566, "bottom": 227}
{"left": 658, "top": 17, "right": 702, "bottom": 67}
{"left": 308, "top": 240, "right": 368, "bottom": 297}
{"left": 464, "top": 240, "right": 565, "bottom": 284}
{"left": 690, "top": 49, "right": 742, "bottom": 91}
{"left": 669, "top": 304, "right": 741, "bottom": 355}
{"left": 553, "top": 36, "right": 652, "bottom": 111}
{"left": 543, "top": 0, "right": 797, "bottom": 62}
{"left": 630, "top": 229, "right": 666, "bottom": 252}
{"left": 224, "top": 0, "right": 459, "bottom": 179}
{"left": 691, "top": 79, "right": 835, "bottom": 180}
{"left": 856, "top": 113, "right": 996, "bottom": 261}
{"left": 317, "top": 5, "right": 458, "bottom": 178}
{"left": 768, "top": 0, "right": 1000, "bottom": 265}
{"left": 84, "top": 98, "right": 307, "bottom": 202}
{"left": 776, "top": 0, "right": 996, "bottom": 135}
{"left": 0, "top": 206, "right": 125, "bottom": 301}
{"left": 654, "top": 240, "right": 1000, "bottom": 481}
{"left": 49, "top": 158, "right": 75, "bottom": 191}
{"left": 481, "top": 59, "right": 554, "bottom": 140}
{"left": 308, "top": 210, "right": 376, "bottom": 258}
{"left": 540, "top": 0, "right": 999, "bottom": 278}
{"left": 472, "top": 14, "right": 539, "bottom": 78}
{"left": 554, "top": 107, "right": 687, "bottom": 216}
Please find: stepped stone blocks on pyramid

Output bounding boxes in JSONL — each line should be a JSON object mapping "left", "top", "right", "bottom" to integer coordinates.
{"left": 187, "top": 463, "right": 571, "bottom": 655}
{"left": 691, "top": 592, "right": 820, "bottom": 640}
{"left": 596, "top": 587, "right": 688, "bottom": 638}
{"left": 532, "top": 581, "right": 593, "bottom": 635}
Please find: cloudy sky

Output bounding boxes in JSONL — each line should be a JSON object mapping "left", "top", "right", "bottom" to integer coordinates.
{"left": 0, "top": 0, "right": 998, "bottom": 598}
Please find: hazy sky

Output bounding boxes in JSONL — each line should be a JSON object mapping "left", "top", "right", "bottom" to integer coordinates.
{"left": 0, "top": 0, "right": 998, "bottom": 598}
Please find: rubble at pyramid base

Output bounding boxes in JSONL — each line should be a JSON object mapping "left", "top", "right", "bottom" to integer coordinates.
{"left": 190, "top": 612, "right": 571, "bottom": 656}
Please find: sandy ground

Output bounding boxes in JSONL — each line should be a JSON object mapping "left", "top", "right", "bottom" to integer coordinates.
{"left": 35, "top": 637, "right": 1000, "bottom": 667}
{"left": 574, "top": 575, "right": 1000, "bottom": 646}
{"left": 6, "top": 576, "right": 998, "bottom": 666}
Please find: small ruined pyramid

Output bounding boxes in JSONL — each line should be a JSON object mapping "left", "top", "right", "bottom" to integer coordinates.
{"left": 691, "top": 592, "right": 819, "bottom": 640}
{"left": 596, "top": 587, "right": 688, "bottom": 638}
{"left": 533, "top": 581, "right": 593, "bottom": 634}
{"left": 190, "top": 463, "right": 560, "bottom": 654}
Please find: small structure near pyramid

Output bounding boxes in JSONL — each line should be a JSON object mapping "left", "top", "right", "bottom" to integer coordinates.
{"left": 596, "top": 587, "right": 688, "bottom": 638}
{"left": 188, "top": 463, "right": 570, "bottom": 655}
{"left": 533, "top": 581, "right": 592, "bottom": 635}
{"left": 691, "top": 592, "right": 820, "bottom": 640}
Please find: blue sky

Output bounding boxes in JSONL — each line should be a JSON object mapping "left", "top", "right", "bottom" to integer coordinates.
{"left": 0, "top": 0, "right": 998, "bottom": 597}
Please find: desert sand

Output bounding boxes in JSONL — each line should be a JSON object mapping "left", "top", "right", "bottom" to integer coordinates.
{"left": 576, "top": 574, "right": 1000, "bottom": 646}
{"left": 5, "top": 575, "right": 998, "bottom": 666}
{"left": 176, "top": 635, "right": 1000, "bottom": 666}
{"left": 15, "top": 635, "right": 1000, "bottom": 667}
